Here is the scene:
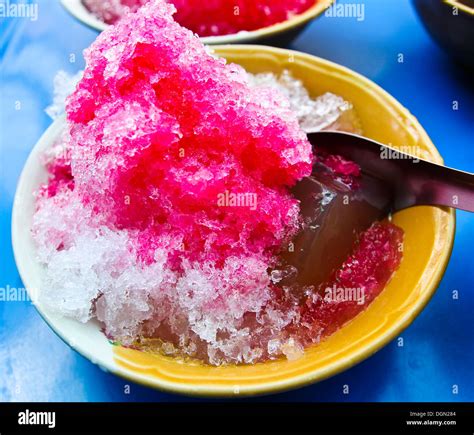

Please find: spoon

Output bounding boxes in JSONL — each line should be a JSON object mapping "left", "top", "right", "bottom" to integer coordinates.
{"left": 281, "top": 131, "right": 474, "bottom": 289}
{"left": 307, "top": 131, "right": 474, "bottom": 213}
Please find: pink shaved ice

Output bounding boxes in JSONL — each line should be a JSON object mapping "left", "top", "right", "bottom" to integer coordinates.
{"left": 33, "top": 0, "right": 313, "bottom": 364}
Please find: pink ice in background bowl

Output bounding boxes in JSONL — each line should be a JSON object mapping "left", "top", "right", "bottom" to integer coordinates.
{"left": 82, "top": 0, "right": 318, "bottom": 37}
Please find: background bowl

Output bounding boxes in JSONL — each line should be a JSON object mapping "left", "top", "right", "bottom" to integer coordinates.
{"left": 60, "top": 0, "right": 334, "bottom": 46}
{"left": 413, "top": 0, "right": 474, "bottom": 69}
{"left": 12, "top": 45, "right": 455, "bottom": 397}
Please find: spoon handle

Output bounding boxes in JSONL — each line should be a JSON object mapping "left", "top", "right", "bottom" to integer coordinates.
{"left": 393, "top": 158, "right": 474, "bottom": 213}
{"left": 308, "top": 131, "right": 474, "bottom": 213}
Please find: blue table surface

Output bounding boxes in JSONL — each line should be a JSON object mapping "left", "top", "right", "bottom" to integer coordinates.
{"left": 0, "top": 0, "right": 473, "bottom": 402}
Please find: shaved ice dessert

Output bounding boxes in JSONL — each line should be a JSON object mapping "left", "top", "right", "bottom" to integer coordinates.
{"left": 33, "top": 0, "right": 403, "bottom": 365}
{"left": 82, "top": 0, "right": 318, "bottom": 36}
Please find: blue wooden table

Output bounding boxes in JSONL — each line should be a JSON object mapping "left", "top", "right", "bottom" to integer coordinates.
{"left": 1, "top": 0, "right": 473, "bottom": 402}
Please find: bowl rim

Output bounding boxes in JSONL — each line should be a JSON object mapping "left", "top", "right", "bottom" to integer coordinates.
{"left": 444, "top": 0, "right": 474, "bottom": 15}
{"left": 12, "top": 45, "right": 456, "bottom": 397}
{"left": 59, "top": 0, "right": 334, "bottom": 44}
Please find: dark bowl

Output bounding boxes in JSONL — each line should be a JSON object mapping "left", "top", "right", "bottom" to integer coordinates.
{"left": 413, "top": 0, "right": 474, "bottom": 69}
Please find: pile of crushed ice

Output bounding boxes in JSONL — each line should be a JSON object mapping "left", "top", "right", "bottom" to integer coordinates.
{"left": 33, "top": 0, "right": 393, "bottom": 365}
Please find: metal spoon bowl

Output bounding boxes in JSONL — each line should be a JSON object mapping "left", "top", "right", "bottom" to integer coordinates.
{"left": 283, "top": 130, "right": 474, "bottom": 289}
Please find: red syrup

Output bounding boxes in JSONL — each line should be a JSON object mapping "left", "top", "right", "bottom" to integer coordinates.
{"left": 277, "top": 154, "right": 404, "bottom": 348}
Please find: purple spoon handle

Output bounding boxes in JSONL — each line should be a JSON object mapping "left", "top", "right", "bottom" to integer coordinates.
{"left": 307, "top": 131, "right": 474, "bottom": 213}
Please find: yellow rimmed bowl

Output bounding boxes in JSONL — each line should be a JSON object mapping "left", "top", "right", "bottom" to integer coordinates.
{"left": 12, "top": 45, "right": 455, "bottom": 397}
{"left": 60, "top": 0, "right": 334, "bottom": 45}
